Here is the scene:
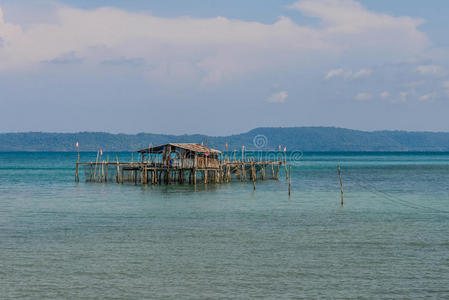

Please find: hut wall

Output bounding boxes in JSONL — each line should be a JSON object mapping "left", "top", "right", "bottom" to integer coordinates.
{"left": 196, "top": 157, "right": 219, "bottom": 169}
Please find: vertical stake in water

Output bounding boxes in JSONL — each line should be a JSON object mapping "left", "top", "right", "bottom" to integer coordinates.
{"left": 99, "top": 150, "right": 103, "bottom": 183}
{"left": 288, "top": 165, "right": 292, "bottom": 196}
{"left": 105, "top": 154, "right": 109, "bottom": 183}
{"left": 75, "top": 142, "right": 80, "bottom": 182}
{"left": 252, "top": 161, "right": 256, "bottom": 190}
{"left": 338, "top": 165, "right": 343, "bottom": 206}
{"left": 284, "top": 147, "right": 288, "bottom": 180}
{"left": 93, "top": 150, "right": 99, "bottom": 181}
{"left": 116, "top": 154, "right": 120, "bottom": 183}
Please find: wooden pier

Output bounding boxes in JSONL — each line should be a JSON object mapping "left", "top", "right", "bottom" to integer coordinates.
{"left": 76, "top": 143, "right": 284, "bottom": 185}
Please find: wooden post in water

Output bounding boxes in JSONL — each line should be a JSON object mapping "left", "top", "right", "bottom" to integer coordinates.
{"left": 98, "top": 150, "right": 103, "bottom": 183}
{"left": 116, "top": 155, "right": 120, "bottom": 183}
{"left": 338, "top": 165, "right": 343, "bottom": 206}
{"left": 130, "top": 152, "right": 134, "bottom": 183}
{"left": 93, "top": 151, "right": 99, "bottom": 181}
{"left": 75, "top": 148, "right": 80, "bottom": 182}
{"left": 288, "top": 165, "right": 292, "bottom": 196}
{"left": 251, "top": 162, "right": 256, "bottom": 190}
{"left": 105, "top": 154, "right": 109, "bottom": 183}
{"left": 146, "top": 166, "right": 149, "bottom": 184}
{"left": 284, "top": 150, "right": 288, "bottom": 180}
{"left": 193, "top": 154, "right": 197, "bottom": 185}
{"left": 100, "top": 160, "right": 104, "bottom": 183}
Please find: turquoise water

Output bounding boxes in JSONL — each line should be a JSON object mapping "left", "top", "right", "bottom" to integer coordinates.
{"left": 1, "top": 152, "right": 449, "bottom": 298}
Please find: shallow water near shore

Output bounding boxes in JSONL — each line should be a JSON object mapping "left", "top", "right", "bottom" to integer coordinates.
{"left": 1, "top": 152, "right": 449, "bottom": 298}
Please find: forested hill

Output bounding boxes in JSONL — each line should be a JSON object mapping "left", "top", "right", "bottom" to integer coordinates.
{"left": 2, "top": 127, "right": 449, "bottom": 152}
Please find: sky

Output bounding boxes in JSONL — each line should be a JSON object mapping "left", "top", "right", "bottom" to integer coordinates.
{"left": 1, "top": 0, "right": 449, "bottom": 135}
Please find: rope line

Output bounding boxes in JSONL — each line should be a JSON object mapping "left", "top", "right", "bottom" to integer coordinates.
{"left": 343, "top": 169, "right": 449, "bottom": 214}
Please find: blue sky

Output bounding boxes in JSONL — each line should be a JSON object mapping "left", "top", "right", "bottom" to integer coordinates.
{"left": 1, "top": 0, "right": 449, "bottom": 134}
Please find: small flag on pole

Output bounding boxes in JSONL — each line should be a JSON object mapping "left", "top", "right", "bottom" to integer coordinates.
{"left": 100, "top": 149, "right": 103, "bottom": 156}
{"left": 75, "top": 141, "right": 79, "bottom": 148}
{"left": 284, "top": 146, "right": 287, "bottom": 152}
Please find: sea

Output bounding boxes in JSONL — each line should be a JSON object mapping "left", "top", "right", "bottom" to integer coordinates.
{"left": 1, "top": 152, "right": 449, "bottom": 299}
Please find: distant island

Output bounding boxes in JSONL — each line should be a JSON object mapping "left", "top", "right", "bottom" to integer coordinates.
{"left": 2, "top": 127, "right": 449, "bottom": 152}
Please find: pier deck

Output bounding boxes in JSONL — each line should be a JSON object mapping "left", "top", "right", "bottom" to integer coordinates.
{"left": 75, "top": 143, "right": 286, "bottom": 185}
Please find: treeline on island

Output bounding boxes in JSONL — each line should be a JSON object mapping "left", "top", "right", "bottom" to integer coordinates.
{"left": 2, "top": 127, "right": 449, "bottom": 152}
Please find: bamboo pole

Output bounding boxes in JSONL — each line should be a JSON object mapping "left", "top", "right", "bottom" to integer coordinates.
{"left": 288, "top": 165, "right": 292, "bottom": 196}
{"left": 144, "top": 165, "right": 148, "bottom": 184}
{"left": 93, "top": 151, "right": 99, "bottom": 181}
{"left": 338, "top": 165, "right": 343, "bottom": 206}
{"left": 100, "top": 158, "right": 104, "bottom": 183}
{"left": 251, "top": 162, "right": 256, "bottom": 190}
{"left": 99, "top": 151, "right": 103, "bottom": 183}
{"left": 75, "top": 146, "right": 80, "bottom": 182}
{"left": 116, "top": 155, "right": 120, "bottom": 183}
{"left": 75, "top": 161, "right": 79, "bottom": 182}
{"left": 130, "top": 152, "right": 134, "bottom": 183}
{"left": 105, "top": 155, "right": 109, "bottom": 183}
{"left": 284, "top": 151, "right": 288, "bottom": 180}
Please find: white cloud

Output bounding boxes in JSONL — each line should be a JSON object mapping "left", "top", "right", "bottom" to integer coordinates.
{"left": 352, "top": 69, "right": 372, "bottom": 78}
{"left": 288, "top": 0, "right": 428, "bottom": 54}
{"left": 415, "top": 65, "right": 446, "bottom": 76}
{"left": 355, "top": 92, "right": 371, "bottom": 101}
{"left": 380, "top": 91, "right": 389, "bottom": 99}
{"left": 266, "top": 91, "right": 288, "bottom": 103}
{"left": 0, "top": 0, "right": 430, "bottom": 85}
{"left": 325, "top": 68, "right": 347, "bottom": 79}
{"left": 325, "top": 68, "right": 371, "bottom": 80}
{"left": 419, "top": 93, "right": 436, "bottom": 101}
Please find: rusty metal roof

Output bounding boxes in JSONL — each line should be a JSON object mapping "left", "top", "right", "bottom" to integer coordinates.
{"left": 137, "top": 143, "right": 222, "bottom": 154}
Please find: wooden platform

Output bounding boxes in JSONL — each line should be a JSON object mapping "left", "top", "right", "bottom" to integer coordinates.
{"left": 75, "top": 143, "right": 287, "bottom": 186}
{"left": 77, "top": 159, "right": 283, "bottom": 185}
